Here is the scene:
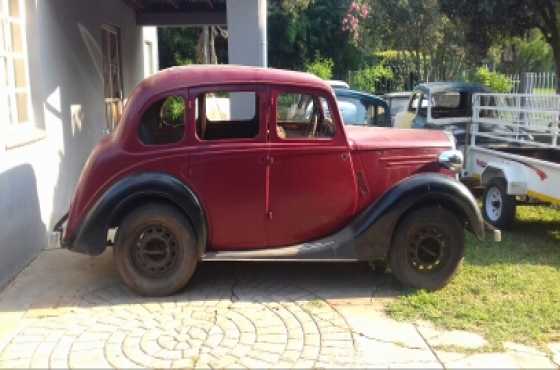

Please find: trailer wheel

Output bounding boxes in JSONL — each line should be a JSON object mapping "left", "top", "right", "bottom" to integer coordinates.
{"left": 482, "top": 178, "right": 516, "bottom": 229}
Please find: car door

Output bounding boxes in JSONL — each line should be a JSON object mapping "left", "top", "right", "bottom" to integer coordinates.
{"left": 267, "top": 87, "right": 358, "bottom": 247}
{"left": 186, "top": 85, "right": 268, "bottom": 250}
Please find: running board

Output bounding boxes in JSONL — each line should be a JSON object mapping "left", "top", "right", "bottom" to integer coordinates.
{"left": 201, "top": 241, "right": 359, "bottom": 262}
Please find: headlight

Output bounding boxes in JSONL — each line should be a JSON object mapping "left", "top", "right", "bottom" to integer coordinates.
{"left": 438, "top": 150, "right": 464, "bottom": 173}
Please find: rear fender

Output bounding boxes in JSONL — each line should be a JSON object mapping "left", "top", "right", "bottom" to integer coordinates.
{"left": 67, "top": 172, "right": 207, "bottom": 256}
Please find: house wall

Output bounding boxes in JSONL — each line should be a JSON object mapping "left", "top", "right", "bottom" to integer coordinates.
{"left": 0, "top": 0, "right": 158, "bottom": 289}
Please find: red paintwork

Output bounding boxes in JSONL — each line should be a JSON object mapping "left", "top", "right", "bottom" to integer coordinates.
{"left": 65, "top": 65, "right": 453, "bottom": 251}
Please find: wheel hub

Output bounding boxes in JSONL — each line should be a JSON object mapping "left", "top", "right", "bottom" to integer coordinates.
{"left": 132, "top": 225, "right": 178, "bottom": 278}
{"left": 408, "top": 227, "right": 447, "bottom": 272}
{"left": 485, "top": 186, "right": 503, "bottom": 222}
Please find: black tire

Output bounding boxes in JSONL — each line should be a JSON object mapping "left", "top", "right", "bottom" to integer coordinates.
{"left": 482, "top": 178, "right": 516, "bottom": 229}
{"left": 389, "top": 207, "right": 464, "bottom": 291}
{"left": 369, "top": 260, "right": 388, "bottom": 275}
{"left": 114, "top": 203, "right": 198, "bottom": 296}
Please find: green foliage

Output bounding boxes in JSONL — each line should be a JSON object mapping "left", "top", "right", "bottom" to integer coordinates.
{"left": 507, "top": 32, "right": 554, "bottom": 73}
{"left": 158, "top": 28, "right": 200, "bottom": 69}
{"left": 366, "top": 0, "right": 467, "bottom": 85}
{"left": 388, "top": 206, "right": 560, "bottom": 349}
{"left": 161, "top": 96, "right": 185, "bottom": 125}
{"left": 349, "top": 64, "right": 394, "bottom": 93}
{"left": 469, "top": 67, "right": 512, "bottom": 93}
{"left": 439, "top": 0, "right": 559, "bottom": 93}
{"left": 268, "top": 0, "right": 362, "bottom": 77}
{"left": 305, "top": 56, "right": 334, "bottom": 80}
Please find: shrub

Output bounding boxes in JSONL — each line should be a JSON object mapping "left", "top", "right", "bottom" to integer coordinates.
{"left": 470, "top": 67, "right": 512, "bottom": 93}
{"left": 305, "top": 56, "right": 334, "bottom": 80}
{"left": 349, "top": 64, "right": 394, "bottom": 93}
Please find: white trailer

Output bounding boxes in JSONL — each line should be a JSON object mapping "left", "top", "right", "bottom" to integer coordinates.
{"left": 463, "top": 93, "right": 560, "bottom": 228}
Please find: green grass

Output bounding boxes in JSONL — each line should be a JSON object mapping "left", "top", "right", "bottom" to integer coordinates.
{"left": 387, "top": 206, "right": 560, "bottom": 349}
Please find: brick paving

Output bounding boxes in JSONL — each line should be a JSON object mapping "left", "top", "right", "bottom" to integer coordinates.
{"left": 0, "top": 249, "right": 558, "bottom": 369}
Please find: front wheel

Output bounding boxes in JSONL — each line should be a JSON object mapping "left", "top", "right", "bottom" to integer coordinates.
{"left": 389, "top": 207, "right": 464, "bottom": 291}
{"left": 482, "top": 178, "right": 516, "bottom": 229}
{"left": 114, "top": 203, "right": 198, "bottom": 296}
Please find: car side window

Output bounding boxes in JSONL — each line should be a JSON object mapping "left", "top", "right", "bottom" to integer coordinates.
{"left": 276, "top": 93, "right": 335, "bottom": 139}
{"left": 418, "top": 95, "right": 429, "bottom": 117}
{"left": 376, "top": 105, "right": 386, "bottom": 126}
{"left": 195, "top": 91, "right": 259, "bottom": 140}
{"left": 138, "top": 95, "right": 185, "bottom": 145}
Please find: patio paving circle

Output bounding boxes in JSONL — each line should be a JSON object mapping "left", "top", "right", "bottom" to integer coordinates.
{"left": 0, "top": 279, "right": 357, "bottom": 368}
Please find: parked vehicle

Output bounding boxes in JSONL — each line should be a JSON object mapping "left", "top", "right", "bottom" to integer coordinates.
{"left": 334, "top": 88, "right": 390, "bottom": 127}
{"left": 383, "top": 91, "right": 412, "bottom": 126}
{"left": 463, "top": 93, "right": 560, "bottom": 228}
{"left": 328, "top": 80, "right": 350, "bottom": 89}
{"left": 394, "top": 82, "right": 489, "bottom": 145}
{"left": 53, "top": 65, "right": 487, "bottom": 296}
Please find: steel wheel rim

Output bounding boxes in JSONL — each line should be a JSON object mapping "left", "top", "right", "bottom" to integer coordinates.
{"left": 486, "top": 186, "right": 503, "bottom": 222}
{"left": 131, "top": 225, "right": 179, "bottom": 278}
{"left": 408, "top": 227, "right": 447, "bottom": 272}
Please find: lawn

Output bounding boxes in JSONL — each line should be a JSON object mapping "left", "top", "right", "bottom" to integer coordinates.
{"left": 387, "top": 206, "right": 560, "bottom": 349}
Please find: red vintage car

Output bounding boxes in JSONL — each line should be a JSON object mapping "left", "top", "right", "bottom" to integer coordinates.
{"left": 54, "top": 65, "right": 484, "bottom": 296}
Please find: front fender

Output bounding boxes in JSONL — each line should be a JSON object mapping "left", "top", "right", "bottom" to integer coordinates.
{"left": 351, "top": 173, "right": 484, "bottom": 260}
{"left": 66, "top": 172, "right": 207, "bottom": 256}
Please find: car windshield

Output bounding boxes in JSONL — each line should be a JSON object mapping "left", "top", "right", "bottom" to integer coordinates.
{"left": 389, "top": 97, "right": 409, "bottom": 116}
{"left": 337, "top": 96, "right": 373, "bottom": 125}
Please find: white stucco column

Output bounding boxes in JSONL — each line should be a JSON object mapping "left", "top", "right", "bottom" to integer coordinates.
{"left": 226, "top": 0, "right": 268, "bottom": 67}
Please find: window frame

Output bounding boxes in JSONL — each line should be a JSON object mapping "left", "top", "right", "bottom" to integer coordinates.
{"left": 0, "top": 0, "right": 42, "bottom": 150}
{"left": 271, "top": 87, "right": 340, "bottom": 143}
{"left": 101, "top": 24, "right": 124, "bottom": 132}
{"left": 133, "top": 89, "right": 189, "bottom": 150}
{"left": 189, "top": 84, "right": 267, "bottom": 144}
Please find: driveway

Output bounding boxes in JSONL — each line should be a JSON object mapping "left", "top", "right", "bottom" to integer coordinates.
{"left": 0, "top": 248, "right": 558, "bottom": 369}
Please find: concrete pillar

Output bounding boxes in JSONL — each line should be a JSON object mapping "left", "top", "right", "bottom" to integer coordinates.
{"left": 226, "top": 0, "right": 267, "bottom": 67}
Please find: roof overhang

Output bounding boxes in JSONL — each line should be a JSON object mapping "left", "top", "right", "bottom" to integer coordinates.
{"left": 123, "top": 0, "right": 226, "bottom": 26}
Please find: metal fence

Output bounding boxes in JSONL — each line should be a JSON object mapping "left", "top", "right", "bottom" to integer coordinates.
{"left": 508, "top": 72, "right": 558, "bottom": 95}
{"left": 473, "top": 93, "right": 560, "bottom": 148}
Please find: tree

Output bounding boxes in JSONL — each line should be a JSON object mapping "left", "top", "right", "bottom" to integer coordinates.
{"left": 364, "top": 0, "right": 466, "bottom": 83}
{"left": 268, "top": 0, "right": 363, "bottom": 77}
{"left": 439, "top": 0, "right": 560, "bottom": 92}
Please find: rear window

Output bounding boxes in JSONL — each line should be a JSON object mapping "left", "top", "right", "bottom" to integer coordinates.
{"left": 138, "top": 95, "right": 185, "bottom": 146}
{"left": 431, "top": 92, "right": 469, "bottom": 118}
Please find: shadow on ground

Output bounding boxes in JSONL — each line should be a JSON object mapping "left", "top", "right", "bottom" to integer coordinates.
{"left": 0, "top": 250, "right": 402, "bottom": 313}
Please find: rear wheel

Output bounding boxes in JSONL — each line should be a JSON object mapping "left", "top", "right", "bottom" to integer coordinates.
{"left": 114, "top": 203, "right": 198, "bottom": 296}
{"left": 482, "top": 178, "right": 516, "bottom": 229}
{"left": 389, "top": 207, "right": 464, "bottom": 291}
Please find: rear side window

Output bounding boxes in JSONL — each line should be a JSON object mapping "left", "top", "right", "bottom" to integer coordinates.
{"left": 276, "top": 93, "right": 335, "bottom": 139}
{"left": 195, "top": 91, "right": 259, "bottom": 140}
{"left": 431, "top": 92, "right": 469, "bottom": 118}
{"left": 138, "top": 96, "right": 185, "bottom": 145}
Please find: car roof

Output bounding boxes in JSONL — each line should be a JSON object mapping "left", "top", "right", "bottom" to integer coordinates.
{"left": 384, "top": 91, "right": 412, "bottom": 98}
{"left": 334, "top": 88, "right": 387, "bottom": 106}
{"left": 415, "top": 82, "right": 490, "bottom": 94}
{"left": 138, "top": 64, "right": 330, "bottom": 93}
{"left": 328, "top": 80, "right": 350, "bottom": 89}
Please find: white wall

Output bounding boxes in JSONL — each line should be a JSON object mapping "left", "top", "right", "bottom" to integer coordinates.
{"left": 226, "top": 0, "right": 267, "bottom": 67}
{"left": 0, "top": 0, "right": 156, "bottom": 289}
{"left": 143, "top": 27, "right": 159, "bottom": 77}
